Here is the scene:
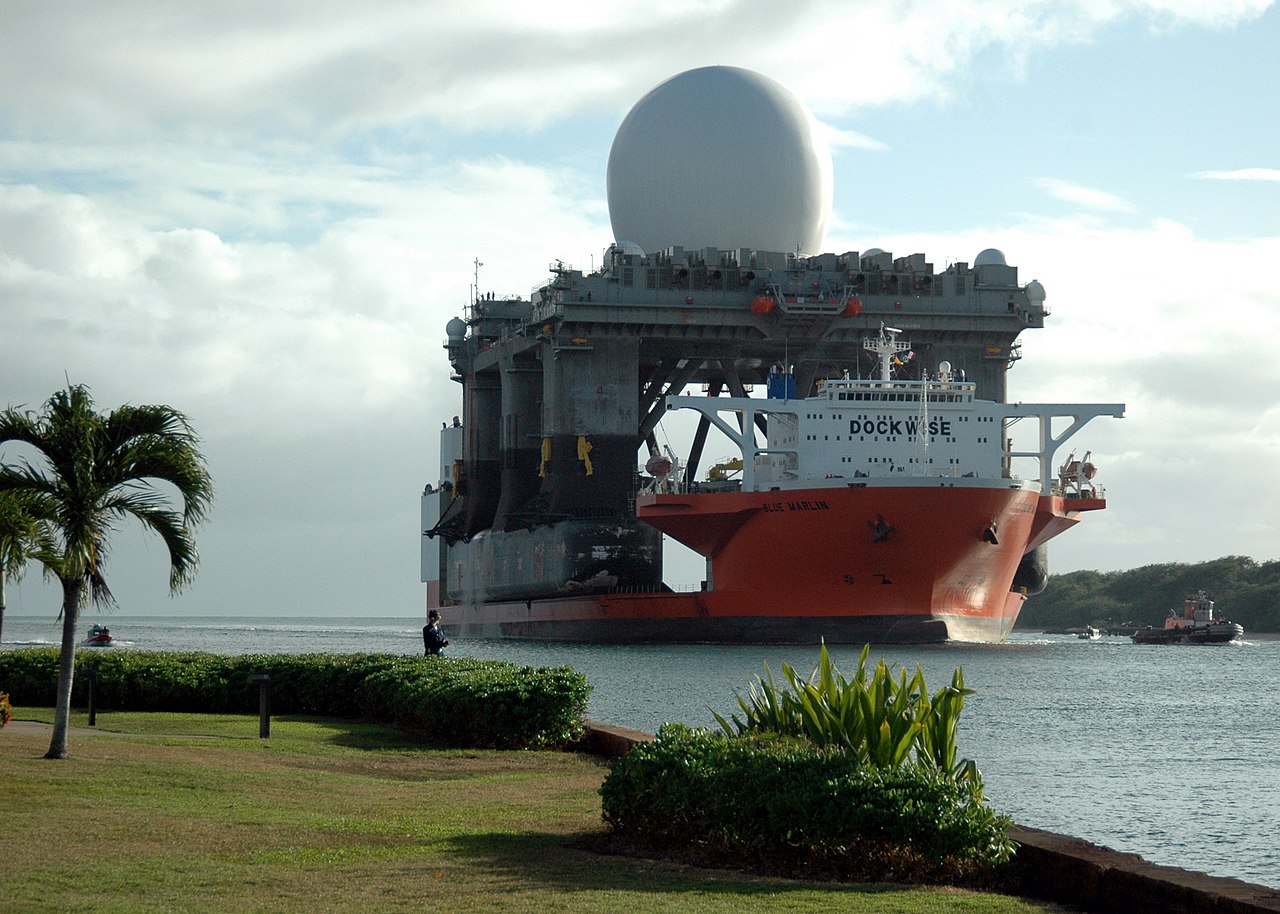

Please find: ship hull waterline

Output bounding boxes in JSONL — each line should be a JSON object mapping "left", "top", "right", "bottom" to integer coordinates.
{"left": 438, "top": 483, "right": 1105, "bottom": 644}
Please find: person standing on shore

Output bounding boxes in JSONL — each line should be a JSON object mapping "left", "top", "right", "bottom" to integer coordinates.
{"left": 423, "top": 610, "right": 449, "bottom": 657}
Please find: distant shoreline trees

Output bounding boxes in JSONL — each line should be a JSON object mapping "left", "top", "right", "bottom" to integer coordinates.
{"left": 1018, "top": 555, "right": 1280, "bottom": 632}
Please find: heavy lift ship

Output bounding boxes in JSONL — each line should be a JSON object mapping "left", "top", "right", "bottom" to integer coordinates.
{"left": 421, "top": 244, "right": 1121, "bottom": 642}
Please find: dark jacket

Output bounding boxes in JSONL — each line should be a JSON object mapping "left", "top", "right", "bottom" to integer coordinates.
{"left": 423, "top": 622, "right": 448, "bottom": 656}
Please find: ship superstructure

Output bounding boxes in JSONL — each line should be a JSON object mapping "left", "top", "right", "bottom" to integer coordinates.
{"left": 635, "top": 325, "right": 1122, "bottom": 642}
{"left": 420, "top": 245, "right": 1123, "bottom": 642}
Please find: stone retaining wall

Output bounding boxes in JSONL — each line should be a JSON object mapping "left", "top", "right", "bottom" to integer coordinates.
{"left": 582, "top": 721, "right": 1280, "bottom": 913}
{"left": 580, "top": 719, "right": 655, "bottom": 757}
{"left": 1009, "top": 825, "right": 1280, "bottom": 914}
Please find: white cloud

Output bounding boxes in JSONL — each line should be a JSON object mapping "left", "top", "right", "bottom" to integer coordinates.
{"left": 1193, "top": 167, "right": 1280, "bottom": 182}
{"left": 1037, "top": 179, "right": 1137, "bottom": 214}
{"left": 818, "top": 122, "right": 890, "bottom": 153}
{"left": 1134, "top": 0, "right": 1274, "bottom": 27}
{"left": 3, "top": 1, "right": 1273, "bottom": 141}
{"left": 0, "top": 145, "right": 616, "bottom": 616}
{"left": 1, "top": 156, "right": 606, "bottom": 426}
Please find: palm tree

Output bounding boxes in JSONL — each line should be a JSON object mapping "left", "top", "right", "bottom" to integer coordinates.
{"left": 0, "top": 491, "right": 54, "bottom": 645}
{"left": 0, "top": 385, "right": 213, "bottom": 759}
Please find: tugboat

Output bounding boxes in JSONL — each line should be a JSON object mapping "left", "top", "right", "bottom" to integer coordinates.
{"left": 1131, "top": 592, "right": 1243, "bottom": 645}
{"left": 83, "top": 623, "right": 114, "bottom": 647}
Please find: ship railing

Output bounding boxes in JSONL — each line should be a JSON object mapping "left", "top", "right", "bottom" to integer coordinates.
{"left": 530, "top": 300, "right": 566, "bottom": 323}
{"left": 599, "top": 582, "right": 704, "bottom": 595}
{"left": 1001, "top": 403, "right": 1124, "bottom": 496}
{"left": 767, "top": 281, "right": 851, "bottom": 316}
{"left": 662, "top": 394, "right": 800, "bottom": 491}
{"left": 916, "top": 465, "right": 971, "bottom": 480}
{"left": 1049, "top": 480, "right": 1107, "bottom": 500}
{"left": 687, "top": 479, "right": 742, "bottom": 494}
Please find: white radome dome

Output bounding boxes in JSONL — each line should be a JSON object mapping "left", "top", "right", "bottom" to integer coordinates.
{"left": 607, "top": 66, "right": 832, "bottom": 255}
{"left": 974, "top": 248, "right": 1007, "bottom": 266}
{"left": 612, "top": 239, "right": 646, "bottom": 256}
{"left": 1025, "top": 280, "right": 1046, "bottom": 303}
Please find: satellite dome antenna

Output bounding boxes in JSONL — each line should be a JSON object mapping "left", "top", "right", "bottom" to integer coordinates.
{"left": 606, "top": 66, "right": 832, "bottom": 254}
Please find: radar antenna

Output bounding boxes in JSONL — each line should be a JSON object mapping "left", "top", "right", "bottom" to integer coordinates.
{"left": 864, "top": 323, "right": 912, "bottom": 381}
{"left": 468, "top": 256, "right": 484, "bottom": 320}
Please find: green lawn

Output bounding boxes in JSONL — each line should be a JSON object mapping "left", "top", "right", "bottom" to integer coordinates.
{"left": 0, "top": 710, "right": 1072, "bottom": 914}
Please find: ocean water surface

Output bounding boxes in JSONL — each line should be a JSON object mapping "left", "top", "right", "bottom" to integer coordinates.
{"left": 4, "top": 614, "right": 1277, "bottom": 889}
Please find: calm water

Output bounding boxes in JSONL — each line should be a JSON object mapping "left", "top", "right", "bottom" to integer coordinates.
{"left": 4, "top": 614, "right": 1277, "bottom": 889}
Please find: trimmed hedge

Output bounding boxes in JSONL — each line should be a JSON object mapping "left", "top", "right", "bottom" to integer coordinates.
{"left": 600, "top": 723, "right": 1015, "bottom": 885}
{"left": 0, "top": 649, "right": 589, "bottom": 749}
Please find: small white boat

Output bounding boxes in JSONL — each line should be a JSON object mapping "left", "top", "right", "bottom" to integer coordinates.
{"left": 1078, "top": 626, "right": 1102, "bottom": 641}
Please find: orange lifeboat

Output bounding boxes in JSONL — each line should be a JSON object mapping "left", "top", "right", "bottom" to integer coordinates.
{"left": 645, "top": 454, "right": 674, "bottom": 477}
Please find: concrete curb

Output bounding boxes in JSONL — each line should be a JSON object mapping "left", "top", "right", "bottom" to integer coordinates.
{"left": 580, "top": 719, "right": 656, "bottom": 757}
{"left": 1009, "top": 825, "right": 1280, "bottom": 914}
{"left": 581, "top": 722, "right": 1280, "bottom": 913}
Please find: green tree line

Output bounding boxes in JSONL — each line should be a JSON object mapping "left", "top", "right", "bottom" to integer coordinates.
{"left": 1017, "top": 555, "right": 1280, "bottom": 633}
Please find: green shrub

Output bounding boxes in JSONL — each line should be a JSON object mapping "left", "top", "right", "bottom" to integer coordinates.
{"left": 712, "top": 642, "right": 982, "bottom": 791}
{"left": 358, "top": 656, "right": 589, "bottom": 748}
{"left": 602, "top": 646, "right": 1013, "bottom": 885}
{"left": 0, "top": 649, "right": 589, "bottom": 749}
{"left": 0, "top": 648, "right": 59, "bottom": 706}
{"left": 600, "top": 723, "right": 1014, "bottom": 885}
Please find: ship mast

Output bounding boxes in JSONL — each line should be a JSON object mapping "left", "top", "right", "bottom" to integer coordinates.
{"left": 915, "top": 376, "right": 930, "bottom": 473}
{"left": 468, "top": 256, "right": 484, "bottom": 320}
{"left": 865, "top": 324, "right": 911, "bottom": 381}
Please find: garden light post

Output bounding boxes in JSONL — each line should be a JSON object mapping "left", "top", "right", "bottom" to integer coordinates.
{"left": 247, "top": 674, "right": 271, "bottom": 738}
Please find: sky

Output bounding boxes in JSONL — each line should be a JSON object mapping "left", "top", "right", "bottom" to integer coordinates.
{"left": 2, "top": 0, "right": 1279, "bottom": 620}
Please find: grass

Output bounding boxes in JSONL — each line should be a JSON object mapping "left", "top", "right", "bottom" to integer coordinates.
{"left": 0, "top": 708, "right": 1073, "bottom": 914}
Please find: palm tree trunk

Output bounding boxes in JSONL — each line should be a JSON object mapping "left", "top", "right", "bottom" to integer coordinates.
{"left": 0, "top": 567, "right": 7, "bottom": 645}
{"left": 45, "top": 576, "right": 85, "bottom": 760}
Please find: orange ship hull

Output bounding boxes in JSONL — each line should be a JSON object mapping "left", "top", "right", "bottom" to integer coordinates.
{"left": 442, "top": 482, "right": 1105, "bottom": 643}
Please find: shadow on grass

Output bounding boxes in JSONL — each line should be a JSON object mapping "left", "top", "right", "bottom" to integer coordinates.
{"left": 271, "top": 715, "right": 439, "bottom": 751}
{"left": 443, "top": 831, "right": 921, "bottom": 898}
{"left": 16, "top": 710, "right": 441, "bottom": 752}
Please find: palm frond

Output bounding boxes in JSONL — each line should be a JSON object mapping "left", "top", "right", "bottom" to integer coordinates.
{"left": 0, "top": 383, "right": 213, "bottom": 598}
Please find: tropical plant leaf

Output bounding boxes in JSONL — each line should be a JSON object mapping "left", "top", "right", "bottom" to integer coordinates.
{"left": 707, "top": 640, "right": 987, "bottom": 795}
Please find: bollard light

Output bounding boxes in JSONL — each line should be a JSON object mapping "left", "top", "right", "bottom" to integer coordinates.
{"left": 246, "top": 674, "right": 271, "bottom": 738}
